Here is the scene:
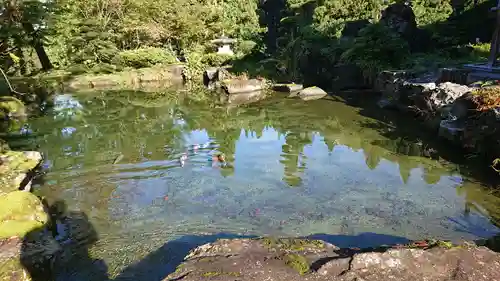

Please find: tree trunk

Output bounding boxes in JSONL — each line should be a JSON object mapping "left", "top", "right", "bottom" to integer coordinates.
{"left": 21, "top": 22, "right": 53, "bottom": 71}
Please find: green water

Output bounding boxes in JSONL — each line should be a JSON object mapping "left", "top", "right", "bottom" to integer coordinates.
{"left": 18, "top": 89, "right": 500, "bottom": 280}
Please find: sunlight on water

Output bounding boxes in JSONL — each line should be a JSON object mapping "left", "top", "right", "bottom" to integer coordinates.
{"left": 22, "top": 90, "right": 500, "bottom": 280}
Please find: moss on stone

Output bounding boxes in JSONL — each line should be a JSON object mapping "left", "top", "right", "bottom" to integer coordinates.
{"left": 0, "top": 191, "right": 48, "bottom": 239}
{"left": 436, "top": 240, "right": 454, "bottom": 249}
{"left": 260, "top": 237, "right": 325, "bottom": 251}
{"left": 284, "top": 253, "right": 310, "bottom": 275}
{"left": 0, "top": 151, "right": 41, "bottom": 195}
{"left": 0, "top": 96, "right": 26, "bottom": 120}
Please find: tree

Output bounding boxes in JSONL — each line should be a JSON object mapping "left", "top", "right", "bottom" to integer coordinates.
{"left": 0, "top": 0, "right": 53, "bottom": 72}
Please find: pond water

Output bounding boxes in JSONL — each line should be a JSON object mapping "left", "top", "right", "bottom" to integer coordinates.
{"left": 15, "top": 89, "right": 500, "bottom": 280}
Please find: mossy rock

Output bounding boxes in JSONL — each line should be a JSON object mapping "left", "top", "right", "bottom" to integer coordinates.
{"left": 0, "top": 151, "right": 42, "bottom": 195}
{"left": 259, "top": 237, "right": 325, "bottom": 252}
{"left": 0, "top": 191, "right": 48, "bottom": 239}
{"left": 0, "top": 96, "right": 26, "bottom": 120}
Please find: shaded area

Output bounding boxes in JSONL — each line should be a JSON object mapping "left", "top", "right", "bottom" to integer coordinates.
{"left": 336, "top": 91, "right": 500, "bottom": 188}
{"left": 15, "top": 202, "right": 500, "bottom": 281}
{"left": 232, "top": 0, "right": 494, "bottom": 90}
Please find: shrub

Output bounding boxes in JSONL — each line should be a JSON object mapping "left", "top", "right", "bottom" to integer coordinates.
{"left": 340, "top": 23, "right": 410, "bottom": 80}
{"left": 200, "top": 53, "right": 233, "bottom": 67}
{"left": 113, "top": 47, "right": 178, "bottom": 68}
{"left": 235, "top": 40, "right": 258, "bottom": 55}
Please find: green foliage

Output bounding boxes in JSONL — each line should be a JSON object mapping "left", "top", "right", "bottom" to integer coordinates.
{"left": 44, "top": 0, "right": 262, "bottom": 69}
{"left": 68, "top": 19, "right": 119, "bottom": 67}
{"left": 200, "top": 53, "right": 233, "bottom": 67}
{"left": 113, "top": 47, "right": 178, "bottom": 68}
{"left": 412, "top": 0, "right": 453, "bottom": 26}
{"left": 340, "top": 23, "right": 410, "bottom": 79}
{"left": 0, "top": 0, "right": 494, "bottom": 78}
{"left": 183, "top": 50, "right": 233, "bottom": 81}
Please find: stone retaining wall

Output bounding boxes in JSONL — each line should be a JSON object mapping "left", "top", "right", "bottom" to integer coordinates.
{"left": 375, "top": 67, "right": 500, "bottom": 164}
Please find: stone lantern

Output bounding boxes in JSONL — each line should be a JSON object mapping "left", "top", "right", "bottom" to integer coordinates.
{"left": 210, "top": 36, "right": 237, "bottom": 56}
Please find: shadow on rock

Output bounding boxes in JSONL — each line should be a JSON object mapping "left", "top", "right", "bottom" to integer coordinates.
{"left": 114, "top": 233, "right": 257, "bottom": 281}
{"left": 19, "top": 199, "right": 109, "bottom": 281}
{"left": 112, "top": 232, "right": 410, "bottom": 281}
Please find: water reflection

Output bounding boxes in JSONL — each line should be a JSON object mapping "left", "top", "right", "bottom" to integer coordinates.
{"left": 22, "top": 90, "right": 500, "bottom": 276}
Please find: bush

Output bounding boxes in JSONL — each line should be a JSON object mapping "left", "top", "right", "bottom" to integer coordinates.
{"left": 113, "top": 47, "right": 178, "bottom": 68}
{"left": 200, "top": 53, "right": 233, "bottom": 67}
{"left": 235, "top": 40, "right": 258, "bottom": 55}
{"left": 340, "top": 23, "right": 410, "bottom": 80}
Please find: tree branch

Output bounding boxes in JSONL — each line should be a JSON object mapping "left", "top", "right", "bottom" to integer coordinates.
{"left": 0, "top": 67, "right": 27, "bottom": 96}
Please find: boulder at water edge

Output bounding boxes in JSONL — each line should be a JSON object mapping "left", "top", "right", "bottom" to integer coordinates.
{"left": 297, "top": 86, "right": 327, "bottom": 101}
{"left": 0, "top": 191, "right": 60, "bottom": 281}
{"left": 0, "top": 96, "right": 26, "bottom": 120}
{"left": 0, "top": 191, "right": 48, "bottom": 239}
{"left": 0, "top": 232, "right": 60, "bottom": 281}
{"left": 221, "top": 79, "right": 266, "bottom": 95}
{"left": 164, "top": 238, "right": 500, "bottom": 281}
{"left": 0, "top": 150, "right": 42, "bottom": 194}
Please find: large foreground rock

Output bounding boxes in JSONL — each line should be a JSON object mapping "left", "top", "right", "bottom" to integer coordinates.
{"left": 0, "top": 191, "right": 48, "bottom": 239}
{"left": 164, "top": 238, "right": 500, "bottom": 281}
{"left": 0, "top": 232, "right": 60, "bottom": 281}
{"left": 0, "top": 192, "right": 60, "bottom": 281}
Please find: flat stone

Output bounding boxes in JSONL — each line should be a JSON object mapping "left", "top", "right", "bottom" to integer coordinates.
{"left": 164, "top": 239, "right": 500, "bottom": 281}
{"left": 221, "top": 79, "right": 266, "bottom": 95}
{"left": 297, "top": 86, "right": 328, "bottom": 101}
{"left": 272, "top": 83, "right": 304, "bottom": 93}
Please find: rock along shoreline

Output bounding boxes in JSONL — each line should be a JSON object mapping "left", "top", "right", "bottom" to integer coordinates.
{"left": 164, "top": 238, "right": 500, "bottom": 281}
